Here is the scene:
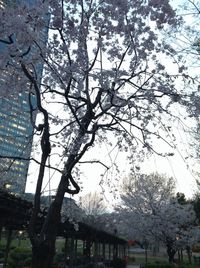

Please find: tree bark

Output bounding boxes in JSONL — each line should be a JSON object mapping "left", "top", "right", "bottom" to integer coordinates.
{"left": 186, "top": 246, "right": 192, "bottom": 264}
{"left": 32, "top": 240, "right": 55, "bottom": 268}
{"left": 31, "top": 210, "right": 59, "bottom": 268}
{"left": 69, "top": 237, "right": 75, "bottom": 268}
{"left": 23, "top": 59, "right": 95, "bottom": 268}
{"left": 4, "top": 229, "right": 12, "bottom": 268}
{"left": 31, "top": 179, "right": 66, "bottom": 268}
{"left": 166, "top": 244, "right": 176, "bottom": 263}
{"left": 0, "top": 225, "right": 2, "bottom": 241}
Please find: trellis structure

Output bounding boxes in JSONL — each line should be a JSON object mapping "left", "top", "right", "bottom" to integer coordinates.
{"left": 0, "top": 189, "right": 127, "bottom": 267}
{"left": 59, "top": 221, "right": 127, "bottom": 266}
{"left": 0, "top": 190, "right": 32, "bottom": 230}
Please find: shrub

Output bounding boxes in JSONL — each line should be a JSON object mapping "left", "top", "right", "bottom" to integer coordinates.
{"left": 54, "top": 252, "right": 65, "bottom": 263}
{"left": 23, "top": 256, "right": 32, "bottom": 266}
{"left": 0, "top": 244, "right": 5, "bottom": 251}
{"left": 128, "top": 256, "right": 136, "bottom": 262}
{"left": 7, "top": 246, "right": 32, "bottom": 268}
{"left": 111, "top": 258, "right": 126, "bottom": 268}
{"left": 0, "top": 243, "right": 5, "bottom": 259}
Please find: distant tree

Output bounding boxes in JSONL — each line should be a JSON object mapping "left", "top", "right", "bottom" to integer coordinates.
{"left": 0, "top": 1, "right": 196, "bottom": 267}
{"left": 170, "top": 0, "right": 200, "bottom": 64}
{"left": 176, "top": 192, "right": 187, "bottom": 205}
{"left": 171, "top": 0, "right": 200, "bottom": 169}
{"left": 192, "top": 194, "right": 200, "bottom": 223}
{"left": 116, "top": 173, "right": 197, "bottom": 263}
{"left": 78, "top": 191, "right": 108, "bottom": 230}
{"left": 79, "top": 191, "right": 107, "bottom": 217}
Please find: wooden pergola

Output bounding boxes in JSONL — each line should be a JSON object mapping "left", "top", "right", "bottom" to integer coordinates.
{"left": 0, "top": 189, "right": 32, "bottom": 230}
{"left": 59, "top": 220, "right": 127, "bottom": 266}
{"left": 0, "top": 189, "right": 127, "bottom": 267}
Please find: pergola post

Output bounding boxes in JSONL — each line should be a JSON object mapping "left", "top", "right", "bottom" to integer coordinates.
{"left": 74, "top": 238, "right": 78, "bottom": 260}
{"left": 84, "top": 239, "right": 91, "bottom": 260}
{"left": 98, "top": 242, "right": 100, "bottom": 257}
{"left": 64, "top": 236, "right": 68, "bottom": 264}
{"left": 0, "top": 225, "right": 2, "bottom": 241}
{"left": 69, "top": 237, "right": 75, "bottom": 268}
{"left": 118, "top": 245, "right": 121, "bottom": 258}
{"left": 113, "top": 243, "right": 118, "bottom": 259}
{"left": 4, "top": 229, "right": 12, "bottom": 268}
{"left": 102, "top": 241, "right": 105, "bottom": 260}
{"left": 123, "top": 245, "right": 126, "bottom": 258}
{"left": 94, "top": 240, "right": 98, "bottom": 261}
{"left": 108, "top": 244, "right": 111, "bottom": 260}
{"left": 83, "top": 238, "right": 91, "bottom": 263}
{"left": 121, "top": 245, "right": 124, "bottom": 258}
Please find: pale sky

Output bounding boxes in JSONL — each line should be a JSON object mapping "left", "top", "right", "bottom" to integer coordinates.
{"left": 26, "top": 122, "right": 199, "bottom": 203}
{"left": 26, "top": 0, "right": 200, "bottom": 202}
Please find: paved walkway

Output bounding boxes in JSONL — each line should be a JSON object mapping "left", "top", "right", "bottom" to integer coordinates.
{"left": 127, "top": 265, "right": 140, "bottom": 268}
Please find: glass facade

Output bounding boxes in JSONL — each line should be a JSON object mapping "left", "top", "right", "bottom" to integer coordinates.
{"left": 0, "top": 94, "right": 35, "bottom": 193}
{"left": 0, "top": 0, "right": 49, "bottom": 194}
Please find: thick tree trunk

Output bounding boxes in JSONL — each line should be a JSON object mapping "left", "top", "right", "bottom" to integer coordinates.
{"left": 4, "top": 229, "right": 12, "bottom": 268}
{"left": 186, "top": 246, "right": 192, "bottom": 264}
{"left": 31, "top": 211, "right": 60, "bottom": 268}
{"left": 30, "top": 193, "right": 60, "bottom": 268}
{"left": 29, "top": 172, "right": 77, "bottom": 268}
{"left": 167, "top": 245, "right": 176, "bottom": 263}
{"left": 29, "top": 103, "right": 94, "bottom": 268}
{"left": 0, "top": 225, "right": 2, "bottom": 241}
{"left": 32, "top": 240, "right": 56, "bottom": 268}
{"left": 31, "top": 184, "right": 65, "bottom": 268}
{"left": 31, "top": 206, "right": 59, "bottom": 268}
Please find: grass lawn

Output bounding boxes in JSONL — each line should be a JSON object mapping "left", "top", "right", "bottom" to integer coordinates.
{"left": 128, "top": 252, "right": 200, "bottom": 268}
{"left": 1, "top": 233, "right": 200, "bottom": 268}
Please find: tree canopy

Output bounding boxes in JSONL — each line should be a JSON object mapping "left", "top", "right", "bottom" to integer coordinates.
{"left": 0, "top": 1, "right": 198, "bottom": 267}
{"left": 116, "top": 173, "right": 197, "bottom": 263}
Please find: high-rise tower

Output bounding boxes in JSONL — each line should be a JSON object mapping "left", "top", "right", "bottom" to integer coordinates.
{"left": 0, "top": 95, "right": 36, "bottom": 193}
{"left": 0, "top": 0, "right": 49, "bottom": 194}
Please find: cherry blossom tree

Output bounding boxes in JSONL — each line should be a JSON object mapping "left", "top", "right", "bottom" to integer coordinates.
{"left": 169, "top": 0, "right": 200, "bottom": 169}
{"left": 78, "top": 191, "right": 113, "bottom": 235}
{"left": 79, "top": 191, "right": 107, "bottom": 217}
{"left": 0, "top": 0, "right": 195, "bottom": 267}
{"left": 171, "top": 0, "right": 200, "bottom": 61}
{"left": 115, "top": 173, "right": 197, "bottom": 263}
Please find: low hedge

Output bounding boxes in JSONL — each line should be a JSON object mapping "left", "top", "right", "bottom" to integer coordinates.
{"left": 7, "top": 247, "right": 32, "bottom": 268}
{"left": 111, "top": 258, "right": 126, "bottom": 268}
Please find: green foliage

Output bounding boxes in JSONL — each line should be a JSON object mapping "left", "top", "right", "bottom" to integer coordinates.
{"left": 0, "top": 244, "right": 6, "bottom": 251}
{"left": 53, "top": 252, "right": 65, "bottom": 265}
{"left": 111, "top": 258, "right": 126, "bottom": 268}
{"left": 7, "top": 246, "right": 32, "bottom": 268}
{"left": 23, "top": 256, "right": 32, "bottom": 267}
{"left": 176, "top": 192, "right": 187, "bottom": 205}
{"left": 192, "top": 244, "right": 200, "bottom": 253}
{"left": 0, "top": 251, "right": 4, "bottom": 259}
{"left": 146, "top": 264, "right": 173, "bottom": 268}
{"left": 128, "top": 256, "right": 136, "bottom": 262}
{"left": 0, "top": 243, "right": 5, "bottom": 261}
{"left": 129, "top": 253, "right": 200, "bottom": 268}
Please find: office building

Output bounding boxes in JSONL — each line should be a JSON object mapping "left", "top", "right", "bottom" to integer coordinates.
{"left": 0, "top": 95, "right": 36, "bottom": 193}
{"left": 0, "top": 0, "right": 49, "bottom": 194}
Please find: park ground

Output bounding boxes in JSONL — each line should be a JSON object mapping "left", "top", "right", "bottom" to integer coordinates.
{"left": 1, "top": 235, "right": 200, "bottom": 267}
